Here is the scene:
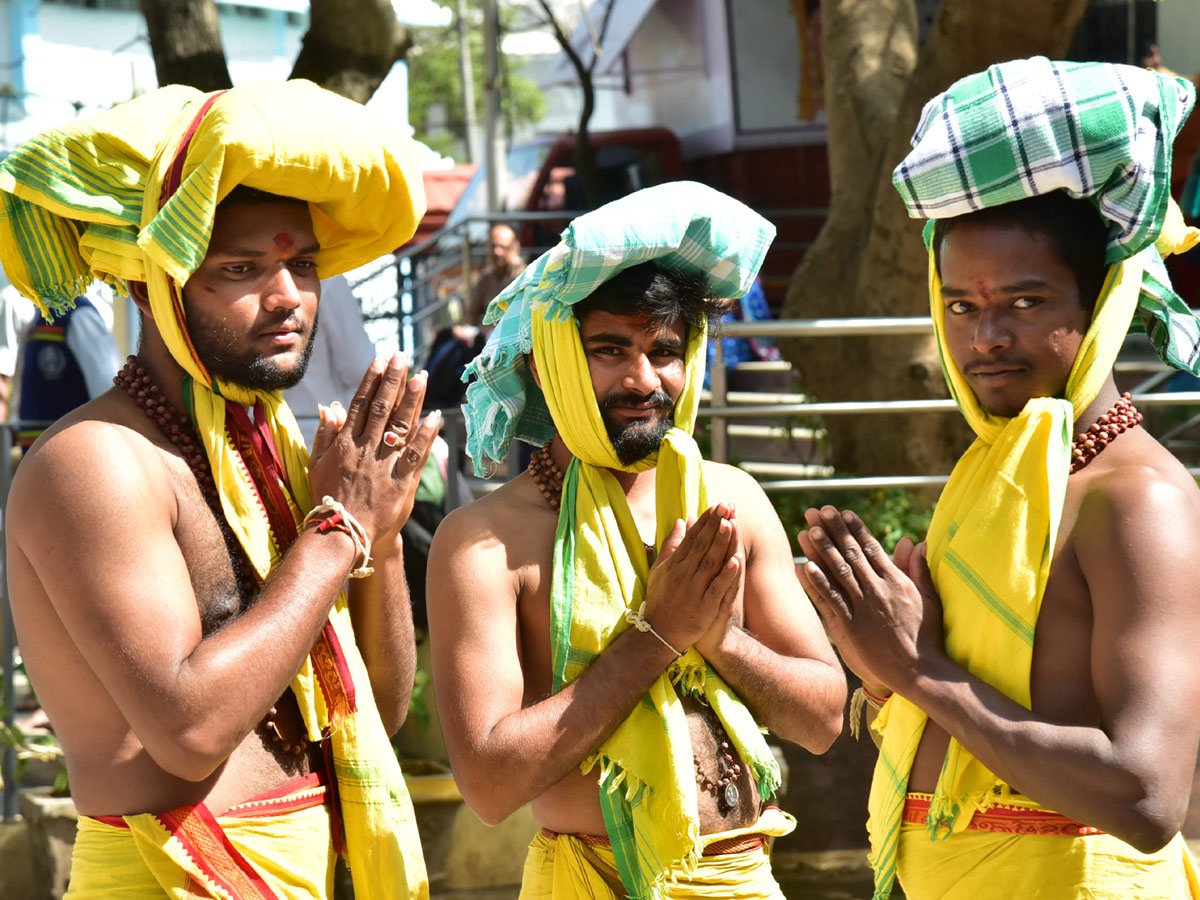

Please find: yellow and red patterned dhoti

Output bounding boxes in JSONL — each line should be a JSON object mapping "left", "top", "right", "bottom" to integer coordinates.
{"left": 65, "top": 773, "right": 335, "bottom": 899}
{"left": 897, "top": 792, "right": 1200, "bottom": 900}
{"left": 518, "top": 806, "right": 794, "bottom": 900}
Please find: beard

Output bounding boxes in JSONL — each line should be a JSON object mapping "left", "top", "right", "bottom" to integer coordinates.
{"left": 187, "top": 308, "right": 319, "bottom": 391}
{"left": 600, "top": 389, "right": 675, "bottom": 465}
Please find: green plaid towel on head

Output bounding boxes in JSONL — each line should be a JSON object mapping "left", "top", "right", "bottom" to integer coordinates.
{"left": 461, "top": 180, "right": 775, "bottom": 475}
{"left": 895, "top": 56, "right": 1200, "bottom": 377}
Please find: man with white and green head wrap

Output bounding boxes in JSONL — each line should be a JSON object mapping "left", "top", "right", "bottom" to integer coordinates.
{"left": 798, "top": 57, "right": 1200, "bottom": 900}
{"left": 426, "top": 181, "right": 845, "bottom": 900}
{"left": 4, "top": 82, "right": 440, "bottom": 899}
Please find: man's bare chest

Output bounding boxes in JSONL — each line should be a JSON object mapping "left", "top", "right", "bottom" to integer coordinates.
{"left": 161, "top": 453, "right": 254, "bottom": 635}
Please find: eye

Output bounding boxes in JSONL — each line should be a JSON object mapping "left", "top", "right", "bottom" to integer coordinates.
{"left": 223, "top": 263, "right": 253, "bottom": 276}
{"left": 1011, "top": 296, "right": 1042, "bottom": 309}
{"left": 290, "top": 258, "right": 318, "bottom": 273}
{"left": 946, "top": 300, "right": 973, "bottom": 315}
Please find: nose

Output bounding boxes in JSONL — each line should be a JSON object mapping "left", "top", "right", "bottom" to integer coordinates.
{"left": 622, "top": 352, "right": 661, "bottom": 395}
{"left": 970, "top": 307, "right": 1013, "bottom": 354}
{"left": 263, "top": 265, "right": 304, "bottom": 311}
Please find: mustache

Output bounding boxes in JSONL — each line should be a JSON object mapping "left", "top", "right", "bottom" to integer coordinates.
{"left": 258, "top": 313, "right": 309, "bottom": 334}
{"left": 600, "top": 390, "right": 674, "bottom": 411}
{"left": 962, "top": 356, "right": 1028, "bottom": 375}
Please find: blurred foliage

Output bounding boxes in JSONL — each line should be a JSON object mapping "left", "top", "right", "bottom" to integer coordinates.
{"left": 0, "top": 664, "right": 69, "bottom": 795}
{"left": 771, "top": 486, "right": 937, "bottom": 555}
{"left": 407, "top": 2, "right": 546, "bottom": 162}
{"left": 407, "top": 665, "right": 432, "bottom": 733}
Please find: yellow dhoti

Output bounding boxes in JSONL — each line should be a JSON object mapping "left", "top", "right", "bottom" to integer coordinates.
{"left": 897, "top": 793, "right": 1200, "bottom": 900}
{"left": 66, "top": 774, "right": 336, "bottom": 900}
{"left": 518, "top": 806, "right": 795, "bottom": 900}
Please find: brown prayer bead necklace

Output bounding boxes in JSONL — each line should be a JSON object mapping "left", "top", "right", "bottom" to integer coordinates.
{"left": 1070, "top": 392, "right": 1142, "bottom": 474}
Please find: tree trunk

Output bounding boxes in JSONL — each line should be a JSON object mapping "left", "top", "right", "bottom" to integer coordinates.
{"left": 290, "top": 0, "right": 412, "bottom": 104}
{"left": 781, "top": 0, "right": 1091, "bottom": 477}
{"left": 140, "top": 0, "right": 232, "bottom": 92}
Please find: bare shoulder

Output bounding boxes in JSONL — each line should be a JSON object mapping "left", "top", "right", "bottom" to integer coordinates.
{"left": 699, "top": 460, "right": 785, "bottom": 544}
{"left": 700, "top": 460, "right": 773, "bottom": 511}
{"left": 1070, "top": 433, "right": 1200, "bottom": 578}
{"left": 429, "top": 471, "right": 557, "bottom": 582}
{"left": 10, "top": 395, "right": 175, "bottom": 553}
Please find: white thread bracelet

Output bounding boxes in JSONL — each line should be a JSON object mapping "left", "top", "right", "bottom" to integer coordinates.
{"left": 624, "top": 602, "right": 683, "bottom": 658}
{"left": 302, "top": 495, "right": 375, "bottom": 578}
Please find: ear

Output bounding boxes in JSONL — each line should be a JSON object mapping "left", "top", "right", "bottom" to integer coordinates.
{"left": 528, "top": 352, "right": 542, "bottom": 390}
{"left": 127, "top": 280, "right": 153, "bottom": 319}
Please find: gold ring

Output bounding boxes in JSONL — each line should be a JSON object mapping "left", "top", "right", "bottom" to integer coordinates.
{"left": 382, "top": 430, "right": 404, "bottom": 449}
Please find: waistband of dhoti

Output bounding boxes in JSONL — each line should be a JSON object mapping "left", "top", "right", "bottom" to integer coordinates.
{"left": 88, "top": 770, "right": 329, "bottom": 828}
{"left": 903, "top": 792, "right": 1104, "bottom": 836}
{"left": 538, "top": 826, "right": 768, "bottom": 857}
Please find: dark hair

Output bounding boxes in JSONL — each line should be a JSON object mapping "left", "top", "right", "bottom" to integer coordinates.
{"left": 932, "top": 191, "right": 1109, "bottom": 310}
{"left": 573, "top": 262, "right": 729, "bottom": 338}
{"left": 219, "top": 185, "right": 307, "bottom": 209}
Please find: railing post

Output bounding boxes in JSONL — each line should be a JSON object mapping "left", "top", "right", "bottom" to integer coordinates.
{"left": 710, "top": 339, "right": 728, "bottom": 464}
{"left": 460, "top": 229, "right": 473, "bottom": 315}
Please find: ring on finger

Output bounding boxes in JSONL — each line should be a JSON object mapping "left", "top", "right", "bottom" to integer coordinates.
{"left": 382, "top": 430, "right": 405, "bottom": 449}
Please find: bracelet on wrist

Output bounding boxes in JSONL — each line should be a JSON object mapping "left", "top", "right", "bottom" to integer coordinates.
{"left": 623, "top": 602, "right": 683, "bottom": 659}
{"left": 302, "top": 495, "right": 374, "bottom": 578}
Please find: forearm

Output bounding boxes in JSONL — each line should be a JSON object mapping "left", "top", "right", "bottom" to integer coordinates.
{"left": 904, "top": 658, "right": 1181, "bottom": 850}
{"left": 704, "top": 627, "right": 845, "bottom": 752}
{"left": 451, "top": 627, "right": 678, "bottom": 825}
{"left": 347, "top": 535, "right": 417, "bottom": 735}
{"left": 161, "top": 528, "right": 358, "bottom": 775}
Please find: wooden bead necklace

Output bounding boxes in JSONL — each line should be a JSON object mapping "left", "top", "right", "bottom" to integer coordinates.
{"left": 1070, "top": 392, "right": 1142, "bottom": 474}
{"left": 527, "top": 441, "right": 565, "bottom": 509}
{"left": 114, "top": 356, "right": 219, "bottom": 508}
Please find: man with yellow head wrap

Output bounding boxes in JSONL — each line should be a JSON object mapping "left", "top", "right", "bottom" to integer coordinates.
{"left": 4, "top": 81, "right": 438, "bottom": 899}
{"left": 797, "top": 57, "right": 1200, "bottom": 900}
{"left": 426, "top": 181, "right": 846, "bottom": 900}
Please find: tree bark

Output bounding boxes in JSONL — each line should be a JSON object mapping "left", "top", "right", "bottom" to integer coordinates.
{"left": 781, "top": 0, "right": 1091, "bottom": 477}
{"left": 290, "top": 0, "right": 412, "bottom": 104}
{"left": 140, "top": 0, "right": 233, "bottom": 92}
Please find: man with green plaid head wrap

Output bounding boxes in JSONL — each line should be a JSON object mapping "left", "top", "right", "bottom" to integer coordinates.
{"left": 426, "top": 181, "right": 845, "bottom": 900}
{"left": 798, "top": 57, "right": 1200, "bottom": 900}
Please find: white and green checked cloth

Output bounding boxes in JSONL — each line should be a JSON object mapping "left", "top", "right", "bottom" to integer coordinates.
{"left": 895, "top": 55, "right": 1200, "bottom": 377}
{"left": 461, "top": 180, "right": 775, "bottom": 474}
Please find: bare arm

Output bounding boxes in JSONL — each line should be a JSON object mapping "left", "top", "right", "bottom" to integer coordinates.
{"left": 427, "top": 505, "right": 741, "bottom": 825}
{"left": 694, "top": 467, "right": 844, "bottom": 752}
{"left": 11, "top": 356, "right": 436, "bottom": 782}
{"left": 798, "top": 478, "right": 1200, "bottom": 852}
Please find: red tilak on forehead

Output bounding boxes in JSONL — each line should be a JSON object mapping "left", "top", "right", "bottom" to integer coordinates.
{"left": 273, "top": 232, "right": 295, "bottom": 252}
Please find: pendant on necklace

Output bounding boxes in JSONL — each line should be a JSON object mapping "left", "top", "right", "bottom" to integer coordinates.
{"left": 724, "top": 783, "right": 740, "bottom": 808}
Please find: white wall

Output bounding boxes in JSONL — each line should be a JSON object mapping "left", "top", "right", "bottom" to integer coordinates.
{"left": 1157, "top": 2, "right": 1200, "bottom": 82}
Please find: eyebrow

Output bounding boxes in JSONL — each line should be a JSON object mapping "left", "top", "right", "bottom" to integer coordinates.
{"left": 581, "top": 331, "right": 685, "bottom": 352}
{"left": 582, "top": 331, "right": 633, "bottom": 347}
{"left": 941, "top": 278, "right": 1052, "bottom": 298}
{"left": 208, "top": 243, "right": 321, "bottom": 258}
